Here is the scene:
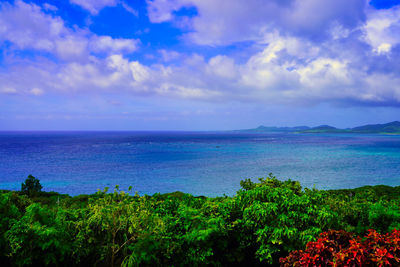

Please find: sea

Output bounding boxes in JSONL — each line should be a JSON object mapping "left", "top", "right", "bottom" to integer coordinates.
{"left": 0, "top": 131, "right": 400, "bottom": 197}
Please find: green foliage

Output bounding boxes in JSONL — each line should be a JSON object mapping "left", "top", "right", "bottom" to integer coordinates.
{"left": 21, "top": 175, "right": 42, "bottom": 196}
{"left": 0, "top": 175, "right": 399, "bottom": 266}
{"left": 0, "top": 192, "right": 21, "bottom": 263}
{"left": 240, "top": 178, "right": 256, "bottom": 191}
{"left": 325, "top": 186, "right": 400, "bottom": 235}
{"left": 234, "top": 174, "right": 336, "bottom": 264}
{"left": 74, "top": 187, "right": 149, "bottom": 267}
{"left": 368, "top": 201, "right": 400, "bottom": 233}
{"left": 5, "top": 203, "right": 75, "bottom": 266}
{"left": 123, "top": 192, "right": 231, "bottom": 266}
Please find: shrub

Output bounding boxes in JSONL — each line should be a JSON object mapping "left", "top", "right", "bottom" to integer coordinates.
{"left": 5, "top": 204, "right": 75, "bottom": 266}
{"left": 280, "top": 229, "right": 400, "bottom": 266}
{"left": 0, "top": 192, "right": 21, "bottom": 263}
{"left": 234, "top": 175, "right": 337, "bottom": 264}
{"left": 1, "top": 176, "right": 400, "bottom": 266}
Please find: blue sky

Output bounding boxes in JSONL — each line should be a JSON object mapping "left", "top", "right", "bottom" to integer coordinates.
{"left": 0, "top": 0, "right": 400, "bottom": 130}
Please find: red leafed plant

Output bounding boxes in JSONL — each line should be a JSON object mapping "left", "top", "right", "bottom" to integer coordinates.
{"left": 280, "top": 229, "right": 400, "bottom": 267}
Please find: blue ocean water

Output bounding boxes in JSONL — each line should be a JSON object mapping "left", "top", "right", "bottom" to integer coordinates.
{"left": 0, "top": 131, "right": 399, "bottom": 196}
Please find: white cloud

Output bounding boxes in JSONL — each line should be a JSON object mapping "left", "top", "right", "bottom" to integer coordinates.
{"left": 147, "top": 0, "right": 366, "bottom": 45}
{"left": 0, "top": 1, "right": 66, "bottom": 52}
{"left": 376, "top": 43, "right": 392, "bottom": 54}
{"left": 364, "top": 74, "right": 400, "bottom": 103}
{"left": 43, "top": 3, "right": 57, "bottom": 12}
{"left": 107, "top": 54, "right": 150, "bottom": 84}
{"left": 1, "top": 0, "right": 400, "bottom": 109}
{"left": 0, "top": 87, "right": 17, "bottom": 94}
{"left": 155, "top": 83, "right": 222, "bottom": 99}
{"left": 55, "top": 36, "right": 89, "bottom": 60}
{"left": 58, "top": 61, "right": 112, "bottom": 89}
{"left": 207, "top": 55, "right": 237, "bottom": 80}
{"left": 2, "top": 36, "right": 400, "bottom": 107}
{"left": 363, "top": 6, "right": 400, "bottom": 54}
{"left": 158, "top": 49, "right": 180, "bottom": 61}
{"left": 129, "top": 61, "right": 150, "bottom": 83}
{"left": 147, "top": 0, "right": 187, "bottom": 23}
{"left": 296, "top": 58, "right": 351, "bottom": 88}
{"left": 69, "top": 0, "right": 117, "bottom": 15}
{"left": 70, "top": 0, "right": 139, "bottom": 16}
{"left": 0, "top": 1, "right": 139, "bottom": 61}
{"left": 121, "top": 2, "right": 139, "bottom": 16}
{"left": 91, "top": 36, "right": 140, "bottom": 54}
{"left": 30, "top": 88, "right": 44, "bottom": 95}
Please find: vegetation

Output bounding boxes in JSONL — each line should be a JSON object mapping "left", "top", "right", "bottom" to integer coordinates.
{"left": 0, "top": 174, "right": 399, "bottom": 266}
{"left": 280, "top": 229, "right": 400, "bottom": 266}
{"left": 301, "top": 121, "right": 400, "bottom": 134}
{"left": 237, "top": 121, "right": 400, "bottom": 134}
{"left": 236, "top": 125, "right": 310, "bottom": 133}
{"left": 21, "top": 175, "right": 42, "bottom": 196}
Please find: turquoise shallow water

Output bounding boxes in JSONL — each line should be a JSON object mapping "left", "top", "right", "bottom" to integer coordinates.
{"left": 0, "top": 131, "right": 399, "bottom": 196}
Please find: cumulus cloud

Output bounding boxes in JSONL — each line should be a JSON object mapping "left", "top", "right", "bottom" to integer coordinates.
{"left": 147, "top": 0, "right": 366, "bottom": 45}
{"left": 0, "top": 1, "right": 139, "bottom": 61}
{"left": 207, "top": 55, "right": 237, "bottom": 80}
{"left": 0, "top": 1, "right": 68, "bottom": 53}
{"left": 1, "top": 0, "right": 400, "bottom": 109}
{"left": 91, "top": 36, "right": 140, "bottom": 54}
{"left": 363, "top": 5, "right": 400, "bottom": 54}
{"left": 147, "top": 0, "right": 186, "bottom": 23}
{"left": 141, "top": 0, "right": 400, "bottom": 106}
{"left": 1, "top": 40, "right": 399, "bottom": 106}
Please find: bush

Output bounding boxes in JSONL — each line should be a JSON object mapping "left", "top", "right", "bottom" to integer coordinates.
{"left": 233, "top": 175, "right": 337, "bottom": 264}
{"left": 280, "top": 229, "right": 400, "bottom": 266}
{"left": 1, "top": 175, "right": 400, "bottom": 266}
{"left": 21, "top": 175, "right": 42, "bottom": 196}
{"left": 5, "top": 204, "right": 75, "bottom": 266}
{"left": 0, "top": 192, "right": 21, "bottom": 264}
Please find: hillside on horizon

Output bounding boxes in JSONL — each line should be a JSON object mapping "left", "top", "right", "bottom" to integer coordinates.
{"left": 237, "top": 121, "right": 400, "bottom": 134}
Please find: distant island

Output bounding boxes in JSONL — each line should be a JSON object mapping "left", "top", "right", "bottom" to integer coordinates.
{"left": 236, "top": 125, "right": 311, "bottom": 133}
{"left": 237, "top": 121, "right": 400, "bottom": 134}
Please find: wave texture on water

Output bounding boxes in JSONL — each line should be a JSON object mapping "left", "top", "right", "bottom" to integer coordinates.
{"left": 1, "top": 131, "right": 400, "bottom": 196}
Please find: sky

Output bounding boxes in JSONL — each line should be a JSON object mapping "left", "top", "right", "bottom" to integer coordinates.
{"left": 0, "top": 0, "right": 400, "bottom": 130}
